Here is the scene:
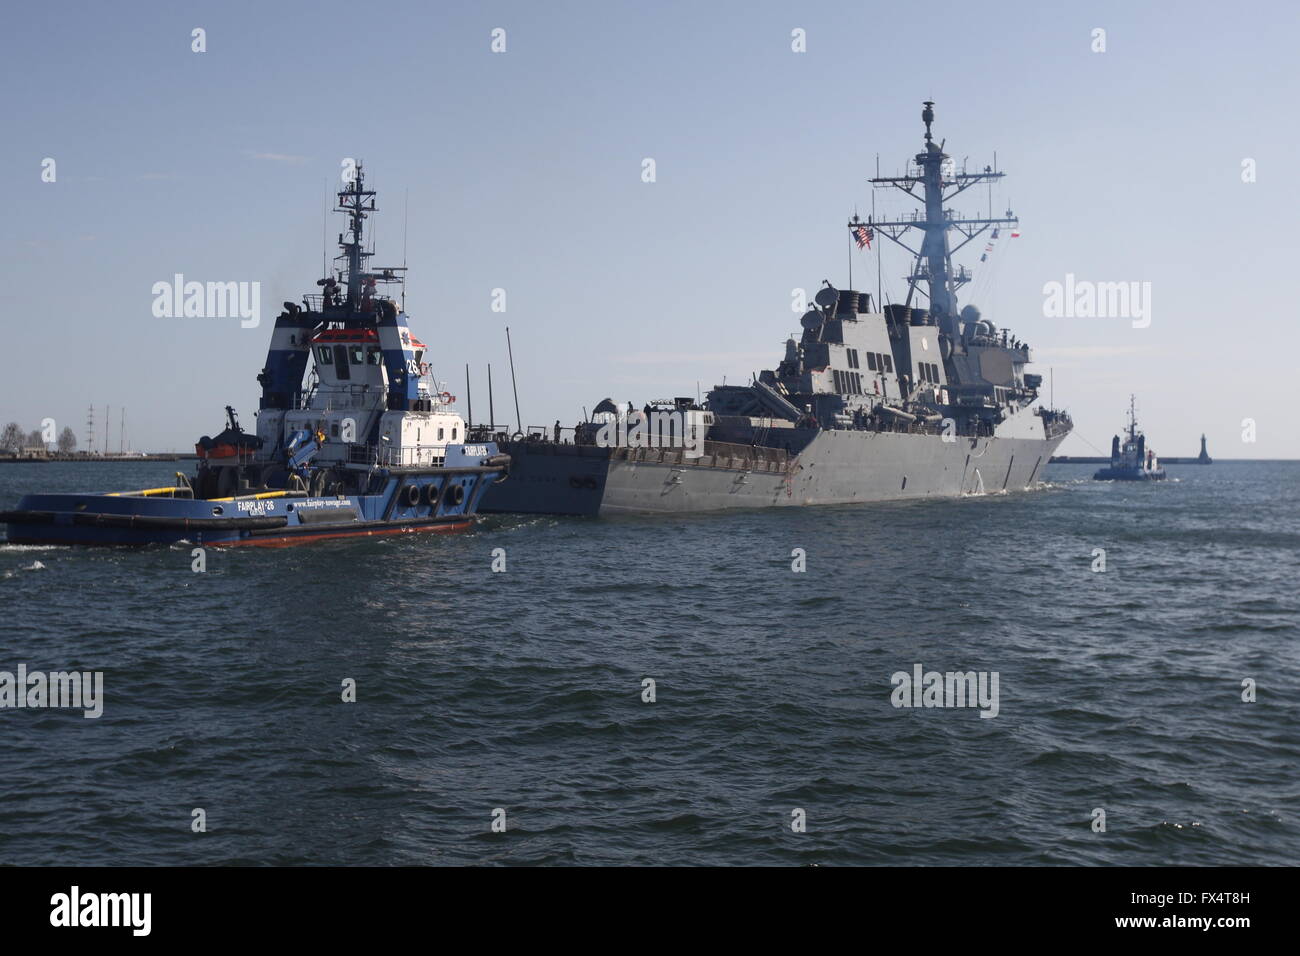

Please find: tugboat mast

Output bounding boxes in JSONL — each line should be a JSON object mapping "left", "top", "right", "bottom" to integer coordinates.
{"left": 321, "top": 164, "right": 406, "bottom": 321}
{"left": 337, "top": 168, "right": 376, "bottom": 309}
{"left": 855, "top": 101, "right": 1019, "bottom": 337}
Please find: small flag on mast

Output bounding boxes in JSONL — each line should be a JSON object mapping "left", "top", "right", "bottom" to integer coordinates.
{"left": 853, "top": 225, "right": 874, "bottom": 249}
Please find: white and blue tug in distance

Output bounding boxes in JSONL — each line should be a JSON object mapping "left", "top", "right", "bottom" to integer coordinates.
{"left": 2, "top": 166, "right": 510, "bottom": 546}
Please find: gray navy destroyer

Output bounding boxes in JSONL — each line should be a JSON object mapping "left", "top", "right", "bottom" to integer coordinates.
{"left": 481, "top": 101, "right": 1072, "bottom": 515}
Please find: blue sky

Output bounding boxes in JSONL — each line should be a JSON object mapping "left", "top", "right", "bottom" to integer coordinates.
{"left": 2, "top": 0, "right": 1296, "bottom": 457}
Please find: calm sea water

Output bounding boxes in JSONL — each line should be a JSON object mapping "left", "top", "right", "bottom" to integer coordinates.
{"left": 1, "top": 460, "right": 1296, "bottom": 866}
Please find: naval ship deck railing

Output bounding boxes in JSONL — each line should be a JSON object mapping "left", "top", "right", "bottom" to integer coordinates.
{"left": 503, "top": 437, "right": 793, "bottom": 473}
{"left": 346, "top": 443, "right": 447, "bottom": 468}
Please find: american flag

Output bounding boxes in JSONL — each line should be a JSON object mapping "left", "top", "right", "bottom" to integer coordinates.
{"left": 853, "top": 225, "right": 874, "bottom": 249}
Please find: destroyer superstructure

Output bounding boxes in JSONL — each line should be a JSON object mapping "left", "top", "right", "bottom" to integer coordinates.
{"left": 3, "top": 166, "right": 508, "bottom": 546}
{"left": 481, "top": 101, "right": 1072, "bottom": 514}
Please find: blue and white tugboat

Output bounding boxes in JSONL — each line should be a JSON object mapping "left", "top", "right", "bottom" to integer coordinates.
{"left": 1093, "top": 395, "right": 1166, "bottom": 481}
{"left": 2, "top": 167, "right": 509, "bottom": 546}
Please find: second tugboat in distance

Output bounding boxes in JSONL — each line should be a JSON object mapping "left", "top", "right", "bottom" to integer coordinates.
{"left": 480, "top": 100, "right": 1073, "bottom": 515}
{"left": 1093, "top": 395, "right": 1166, "bottom": 481}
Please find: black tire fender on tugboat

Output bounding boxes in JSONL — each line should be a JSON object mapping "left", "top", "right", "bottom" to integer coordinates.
{"left": 403, "top": 483, "right": 421, "bottom": 507}
{"left": 443, "top": 482, "right": 465, "bottom": 507}
{"left": 421, "top": 482, "right": 439, "bottom": 506}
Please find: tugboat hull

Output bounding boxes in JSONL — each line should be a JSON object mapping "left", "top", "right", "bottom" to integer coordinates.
{"left": 1, "top": 465, "right": 500, "bottom": 547}
{"left": 1092, "top": 466, "right": 1166, "bottom": 481}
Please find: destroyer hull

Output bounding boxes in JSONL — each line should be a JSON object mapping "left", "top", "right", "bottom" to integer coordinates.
{"left": 482, "top": 429, "right": 1068, "bottom": 516}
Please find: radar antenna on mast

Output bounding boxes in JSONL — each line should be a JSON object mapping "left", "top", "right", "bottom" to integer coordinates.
{"left": 330, "top": 164, "right": 406, "bottom": 316}
{"left": 849, "top": 100, "right": 1018, "bottom": 337}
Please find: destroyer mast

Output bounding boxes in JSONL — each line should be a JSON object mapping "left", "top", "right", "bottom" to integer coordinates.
{"left": 854, "top": 100, "right": 1019, "bottom": 337}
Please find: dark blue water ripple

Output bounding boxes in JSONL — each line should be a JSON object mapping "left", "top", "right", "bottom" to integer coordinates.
{"left": 0, "top": 460, "right": 1296, "bottom": 865}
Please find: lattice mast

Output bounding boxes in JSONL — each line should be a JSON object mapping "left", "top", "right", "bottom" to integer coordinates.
{"left": 853, "top": 101, "right": 1018, "bottom": 336}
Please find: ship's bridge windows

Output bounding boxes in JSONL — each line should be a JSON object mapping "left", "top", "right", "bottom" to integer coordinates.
{"left": 317, "top": 346, "right": 334, "bottom": 365}
{"left": 366, "top": 346, "right": 382, "bottom": 365}
{"left": 333, "top": 345, "right": 351, "bottom": 380}
{"left": 438, "top": 427, "right": 445, "bottom": 441}
{"left": 414, "top": 349, "right": 424, "bottom": 366}
{"left": 867, "top": 352, "right": 878, "bottom": 371}
{"left": 349, "top": 345, "right": 365, "bottom": 365}
{"left": 882, "top": 354, "right": 893, "bottom": 373}
{"left": 847, "top": 348, "right": 860, "bottom": 369}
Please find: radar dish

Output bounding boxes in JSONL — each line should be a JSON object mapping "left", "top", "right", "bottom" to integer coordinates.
{"left": 814, "top": 287, "right": 838, "bottom": 309}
